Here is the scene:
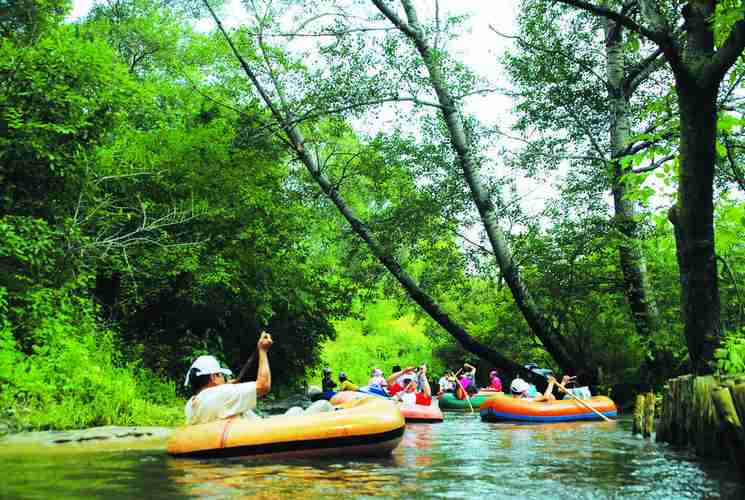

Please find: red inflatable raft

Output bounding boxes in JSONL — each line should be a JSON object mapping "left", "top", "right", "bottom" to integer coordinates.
{"left": 331, "top": 391, "right": 444, "bottom": 423}
{"left": 480, "top": 395, "right": 617, "bottom": 423}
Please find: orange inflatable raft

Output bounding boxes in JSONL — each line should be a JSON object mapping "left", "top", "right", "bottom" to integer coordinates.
{"left": 480, "top": 395, "right": 617, "bottom": 423}
{"left": 331, "top": 391, "right": 444, "bottom": 423}
{"left": 167, "top": 396, "right": 405, "bottom": 459}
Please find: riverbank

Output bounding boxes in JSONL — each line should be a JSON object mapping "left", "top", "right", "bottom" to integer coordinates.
{"left": 0, "top": 426, "right": 174, "bottom": 454}
{"left": 0, "top": 391, "right": 312, "bottom": 450}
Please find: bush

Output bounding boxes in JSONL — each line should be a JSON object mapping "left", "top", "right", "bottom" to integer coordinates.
{"left": 0, "top": 217, "right": 183, "bottom": 431}
{"left": 713, "top": 328, "right": 745, "bottom": 376}
{"left": 0, "top": 284, "right": 182, "bottom": 430}
{"left": 313, "top": 300, "right": 443, "bottom": 387}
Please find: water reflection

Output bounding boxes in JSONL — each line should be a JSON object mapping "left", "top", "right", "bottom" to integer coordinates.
{"left": 1, "top": 415, "right": 742, "bottom": 499}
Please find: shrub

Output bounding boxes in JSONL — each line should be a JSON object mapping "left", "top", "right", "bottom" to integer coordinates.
{"left": 713, "top": 328, "right": 745, "bottom": 376}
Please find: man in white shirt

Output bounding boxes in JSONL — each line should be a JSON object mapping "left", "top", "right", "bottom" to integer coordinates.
{"left": 437, "top": 373, "right": 455, "bottom": 395}
{"left": 184, "top": 332, "right": 274, "bottom": 425}
{"left": 183, "top": 332, "right": 332, "bottom": 424}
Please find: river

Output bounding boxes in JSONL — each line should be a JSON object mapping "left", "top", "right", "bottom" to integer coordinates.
{"left": 1, "top": 415, "right": 741, "bottom": 499}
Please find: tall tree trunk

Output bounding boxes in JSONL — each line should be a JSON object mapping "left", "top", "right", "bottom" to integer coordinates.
{"left": 670, "top": 78, "right": 721, "bottom": 374}
{"left": 667, "top": 1, "right": 722, "bottom": 374}
{"left": 374, "top": 0, "right": 581, "bottom": 376}
{"left": 202, "top": 0, "right": 534, "bottom": 378}
{"left": 604, "top": 19, "right": 660, "bottom": 353}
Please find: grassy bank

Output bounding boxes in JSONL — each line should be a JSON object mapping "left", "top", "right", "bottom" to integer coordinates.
{"left": 0, "top": 286, "right": 183, "bottom": 433}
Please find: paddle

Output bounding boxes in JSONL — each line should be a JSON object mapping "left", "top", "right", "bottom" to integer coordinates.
{"left": 549, "top": 376, "right": 613, "bottom": 422}
{"left": 233, "top": 350, "right": 257, "bottom": 383}
{"left": 453, "top": 372, "right": 475, "bottom": 413}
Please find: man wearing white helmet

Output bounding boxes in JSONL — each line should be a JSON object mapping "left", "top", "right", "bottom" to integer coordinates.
{"left": 183, "top": 332, "right": 331, "bottom": 424}
{"left": 184, "top": 332, "right": 274, "bottom": 425}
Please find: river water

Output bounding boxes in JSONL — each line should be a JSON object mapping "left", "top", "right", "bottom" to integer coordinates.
{"left": 1, "top": 415, "right": 741, "bottom": 499}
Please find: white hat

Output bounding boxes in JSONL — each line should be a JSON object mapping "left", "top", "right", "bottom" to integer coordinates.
{"left": 184, "top": 355, "right": 233, "bottom": 387}
{"left": 510, "top": 378, "right": 530, "bottom": 394}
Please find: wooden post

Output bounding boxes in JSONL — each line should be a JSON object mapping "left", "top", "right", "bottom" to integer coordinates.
{"left": 643, "top": 392, "right": 656, "bottom": 438}
{"left": 711, "top": 387, "right": 745, "bottom": 480}
{"left": 692, "top": 376, "right": 719, "bottom": 456}
{"left": 656, "top": 384, "right": 672, "bottom": 443}
{"left": 633, "top": 394, "right": 645, "bottom": 435}
{"left": 732, "top": 383, "right": 745, "bottom": 427}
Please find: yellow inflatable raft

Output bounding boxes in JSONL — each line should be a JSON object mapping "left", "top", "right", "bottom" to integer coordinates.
{"left": 167, "top": 396, "right": 405, "bottom": 459}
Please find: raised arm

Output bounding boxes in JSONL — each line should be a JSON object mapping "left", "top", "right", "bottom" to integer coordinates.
{"left": 387, "top": 366, "right": 414, "bottom": 387}
{"left": 530, "top": 378, "right": 554, "bottom": 403}
{"left": 255, "top": 331, "right": 273, "bottom": 397}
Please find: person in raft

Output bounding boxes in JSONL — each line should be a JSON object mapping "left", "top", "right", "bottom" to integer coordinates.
{"left": 183, "top": 332, "right": 331, "bottom": 425}
{"left": 338, "top": 371, "right": 359, "bottom": 392}
{"left": 390, "top": 364, "right": 406, "bottom": 386}
{"left": 484, "top": 370, "right": 502, "bottom": 392}
{"left": 368, "top": 368, "right": 388, "bottom": 389}
{"left": 437, "top": 372, "right": 456, "bottom": 395}
{"left": 388, "top": 365, "right": 433, "bottom": 406}
{"left": 460, "top": 363, "right": 476, "bottom": 389}
{"left": 321, "top": 367, "right": 337, "bottom": 393}
{"left": 509, "top": 375, "right": 573, "bottom": 402}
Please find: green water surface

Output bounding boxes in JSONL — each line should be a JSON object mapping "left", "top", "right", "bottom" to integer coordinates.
{"left": 1, "top": 415, "right": 741, "bottom": 499}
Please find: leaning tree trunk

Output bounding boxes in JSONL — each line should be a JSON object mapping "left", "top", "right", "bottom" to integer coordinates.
{"left": 374, "top": 0, "right": 581, "bottom": 377}
{"left": 669, "top": 78, "right": 722, "bottom": 374}
{"left": 202, "top": 0, "right": 535, "bottom": 378}
{"left": 604, "top": 19, "right": 660, "bottom": 368}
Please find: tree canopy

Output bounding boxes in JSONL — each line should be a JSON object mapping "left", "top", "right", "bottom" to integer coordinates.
{"left": 1, "top": 0, "right": 745, "bottom": 430}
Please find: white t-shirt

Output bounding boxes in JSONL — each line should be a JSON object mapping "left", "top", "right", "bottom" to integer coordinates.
{"left": 399, "top": 391, "right": 417, "bottom": 407}
{"left": 438, "top": 377, "right": 454, "bottom": 391}
{"left": 185, "top": 382, "right": 258, "bottom": 425}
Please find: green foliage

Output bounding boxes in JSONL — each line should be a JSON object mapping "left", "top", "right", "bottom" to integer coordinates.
{"left": 314, "top": 299, "right": 443, "bottom": 387}
{"left": 714, "top": 1, "right": 745, "bottom": 46}
{"left": 713, "top": 328, "right": 745, "bottom": 376}
{"left": 0, "top": 0, "right": 70, "bottom": 41}
{"left": 0, "top": 218, "right": 181, "bottom": 430}
{"left": 0, "top": 23, "right": 134, "bottom": 218}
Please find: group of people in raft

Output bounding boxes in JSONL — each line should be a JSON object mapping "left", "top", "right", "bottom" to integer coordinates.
{"left": 182, "top": 331, "right": 586, "bottom": 426}
{"left": 321, "top": 362, "right": 581, "bottom": 405}
{"left": 321, "top": 364, "right": 435, "bottom": 406}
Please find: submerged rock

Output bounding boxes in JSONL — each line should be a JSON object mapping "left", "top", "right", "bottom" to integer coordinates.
{"left": 0, "top": 426, "right": 173, "bottom": 451}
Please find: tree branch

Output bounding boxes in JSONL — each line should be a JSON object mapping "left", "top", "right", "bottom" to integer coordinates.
{"left": 553, "top": 0, "right": 664, "bottom": 43}
{"left": 370, "top": 0, "right": 418, "bottom": 38}
{"left": 631, "top": 153, "right": 675, "bottom": 173}
{"left": 625, "top": 47, "right": 664, "bottom": 96}
{"left": 490, "top": 25, "right": 610, "bottom": 91}
{"left": 709, "top": 15, "right": 745, "bottom": 82}
{"left": 554, "top": 0, "right": 685, "bottom": 76}
{"left": 722, "top": 132, "right": 745, "bottom": 192}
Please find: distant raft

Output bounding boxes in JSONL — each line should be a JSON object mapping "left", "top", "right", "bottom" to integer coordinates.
{"left": 167, "top": 396, "right": 405, "bottom": 459}
{"left": 438, "top": 392, "right": 501, "bottom": 411}
{"left": 331, "top": 391, "right": 443, "bottom": 423}
{"left": 399, "top": 402, "right": 444, "bottom": 423}
{"left": 479, "top": 395, "right": 618, "bottom": 423}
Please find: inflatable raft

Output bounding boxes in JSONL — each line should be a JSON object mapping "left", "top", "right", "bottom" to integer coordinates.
{"left": 331, "top": 391, "right": 443, "bottom": 423}
{"left": 399, "top": 403, "right": 443, "bottom": 423}
{"left": 167, "top": 396, "right": 405, "bottom": 459}
{"left": 479, "top": 396, "right": 617, "bottom": 423}
{"left": 438, "top": 392, "right": 501, "bottom": 411}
